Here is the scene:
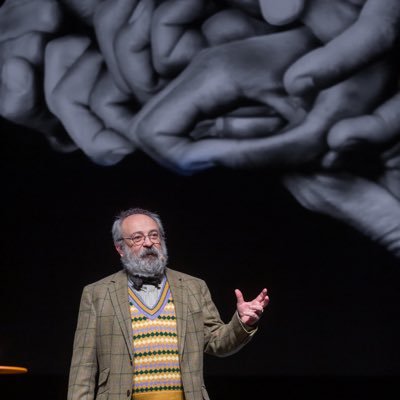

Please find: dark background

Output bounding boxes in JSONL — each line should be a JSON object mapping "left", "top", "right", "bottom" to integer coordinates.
{"left": 1, "top": 119, "right": 400, "bottom": 399}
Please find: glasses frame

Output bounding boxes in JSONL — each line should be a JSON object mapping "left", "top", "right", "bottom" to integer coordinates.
{"left": 118, "top": 230, "right": 162, "bottom": 247}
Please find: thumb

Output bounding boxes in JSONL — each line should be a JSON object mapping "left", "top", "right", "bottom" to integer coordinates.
{"left": 0, "top": 57, "right": 36, "bottom": 120}
{"left": 327, "top": 92, "right": 400, "bottom": 151}
{"left": 235, "top": 289, "right": 245, "bottom": 304}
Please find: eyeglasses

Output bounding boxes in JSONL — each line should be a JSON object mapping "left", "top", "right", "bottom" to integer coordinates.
{"left": 118, "top": 231, "right": 162, "bottom": 246}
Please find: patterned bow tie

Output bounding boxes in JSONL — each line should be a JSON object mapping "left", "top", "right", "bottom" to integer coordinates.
{"left": 131, "top": 274, "right": 163, "bottom": 290}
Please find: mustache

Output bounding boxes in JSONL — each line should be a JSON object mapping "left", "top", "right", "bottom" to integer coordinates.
{"left": 139, "top": 247, "right": 160, "bottom": 257}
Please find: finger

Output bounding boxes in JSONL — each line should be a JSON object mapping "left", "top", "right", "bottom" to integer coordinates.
{"left": 190, "top": 115, "right": 285, "bottom": 140}
{"left": 284, "top": 0, "right": 400, "bottom": 95}
{"left": 44, "top": 35, "right": 92, "bottom": 104}
{"left": 0, "top": 0, "right": 62, "bottom": 41}
{"left": 0, "top": 57, "right": 36, "bottom": 120}
{"left": 0, "top": 55, "right": 55, "bottom": 130}
{"left": 262, "top": 295, "right": 270, "bottom": 308}
{"left": 93, "top": 0, "right": 138, "bottom": 93}
{"left": 45, "top": 39, "right": 134, "bottom": 164}
{"left": 90, "top": 69, "right": 138, "bottom": 144}
{"left": 248, "top": 304, "right": 265, "bottom": 316}
{"left": 202, "top": 8, "right": 275, "bottom": 46}
{"left": 0, "top": 32, "right": 47, "bottom": 66}
{"left": 250, "top": 304, "right": 264, "bottom": 312}
{"left": 259, "top": 0, "right": 305, "bottom": 25}
{"left": 241, "top": 310, "right": 259, "bottom": 320}
{"left": 190, "top": 104, "right": 284, "bottom": 139}
{"left": 255, "top": 288, "right": 268, "bottom": 302}
{"left": 235, "top": 289, "right": 245, "bottom": 304}
{"left": 151, "top": 0, "right": 207, "bottom": 77}
{"left": 299, "top": 0, "right": 361, "bottom": 43}
{"left": 327, "top": 91, "right": 400, "bottom": 151}
{"left": 0, "top": 56, "right": 77, "bottom": 150}
{"left": 115, "top": 0, "right": 167, "bottom": 98}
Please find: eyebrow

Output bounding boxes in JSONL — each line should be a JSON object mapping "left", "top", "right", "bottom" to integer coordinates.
{"left": 128, "top": 229, "right": 159, "bottom": 235}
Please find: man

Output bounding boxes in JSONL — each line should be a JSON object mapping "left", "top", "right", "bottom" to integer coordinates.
{"left": 67, "top": 207, "right": 269, "bottom": 400}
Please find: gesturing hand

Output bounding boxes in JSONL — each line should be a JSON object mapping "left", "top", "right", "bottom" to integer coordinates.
{"left": 235, "top": 288, "right": 269, "bottom": 326}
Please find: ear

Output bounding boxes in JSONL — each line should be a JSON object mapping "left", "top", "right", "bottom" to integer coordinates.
{"left": 115, "top": 244, "right": 124, "bottom": 257}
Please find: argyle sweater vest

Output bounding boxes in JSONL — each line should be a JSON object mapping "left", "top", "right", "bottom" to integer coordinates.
{"left": 128, "top": 280, "right": 184, "bottom": 400}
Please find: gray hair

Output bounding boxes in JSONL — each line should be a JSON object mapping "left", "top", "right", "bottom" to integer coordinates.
{"left": 111, "top": 208, "right": 165, "bottom": 245}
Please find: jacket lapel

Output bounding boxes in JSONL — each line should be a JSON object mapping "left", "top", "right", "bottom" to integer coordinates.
{"left": 109, "top": 270, "right": 133, "bottom": 360}
{"left": 166, "top": 268, "right": 188, "bottom": 360}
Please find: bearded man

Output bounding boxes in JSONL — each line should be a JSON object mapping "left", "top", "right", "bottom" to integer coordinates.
{"left": 67, "top": 208, "right": 269, "bottom": 400}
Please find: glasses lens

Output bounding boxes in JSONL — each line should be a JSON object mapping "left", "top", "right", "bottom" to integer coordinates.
{"left": 132, "top": 234, "right": 145, "bottom": 245}
{"left": 149, "top": 232, "right": 160, "bottom": 242}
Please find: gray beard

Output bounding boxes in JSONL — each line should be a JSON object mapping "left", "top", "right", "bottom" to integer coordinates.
{"left": 121, "top": 242, "right": 168, "bottom": 277}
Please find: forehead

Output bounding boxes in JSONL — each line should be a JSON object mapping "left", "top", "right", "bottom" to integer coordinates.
{"left": 121, "top": 214, "right": 159, "bottom": 234}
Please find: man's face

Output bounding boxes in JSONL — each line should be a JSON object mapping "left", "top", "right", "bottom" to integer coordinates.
{"left": 117, "top": 214, "right": 168, "bottom": 277}
{"left": 120, "top": 214, "right": 162, "bottom": 256}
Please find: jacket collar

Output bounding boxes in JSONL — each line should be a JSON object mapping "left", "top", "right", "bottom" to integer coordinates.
{"left": 109, "top": 270, "right": 133, "bottom": 360}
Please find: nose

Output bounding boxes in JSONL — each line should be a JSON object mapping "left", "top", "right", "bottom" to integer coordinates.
{"left": 142, "top": 235, "right": 153, "bottom": 247}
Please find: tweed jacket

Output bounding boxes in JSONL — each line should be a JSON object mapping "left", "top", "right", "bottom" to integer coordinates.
{"left": 67, "top": 268, "right": 257, "bottom": 400}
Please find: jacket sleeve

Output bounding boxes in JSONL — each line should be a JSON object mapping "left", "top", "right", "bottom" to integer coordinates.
{"left": 67, "top": 285, "right": 98, "bottom": 400}
{"left": 201, "top": 280, "right": 257, "bottom": 357}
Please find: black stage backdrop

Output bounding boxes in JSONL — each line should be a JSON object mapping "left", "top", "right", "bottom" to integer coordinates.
{"left": 1, "top": 117, "right": 400, "bottom": 399}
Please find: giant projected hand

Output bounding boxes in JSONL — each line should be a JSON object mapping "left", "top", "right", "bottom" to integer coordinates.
{"left": 126, "top": 27, "right": 316, "bottom": 173}
{"left": 283, "top": 88, "right": 400, "bottom": 259}
{"left": 0, "top": 0, "right": 75, "bottom": 151}
{"left": 44, "top": 36, "right": 135, "bottom": 165}
{"left": 128, "top": 32, "right": 393, "bottom": 174}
